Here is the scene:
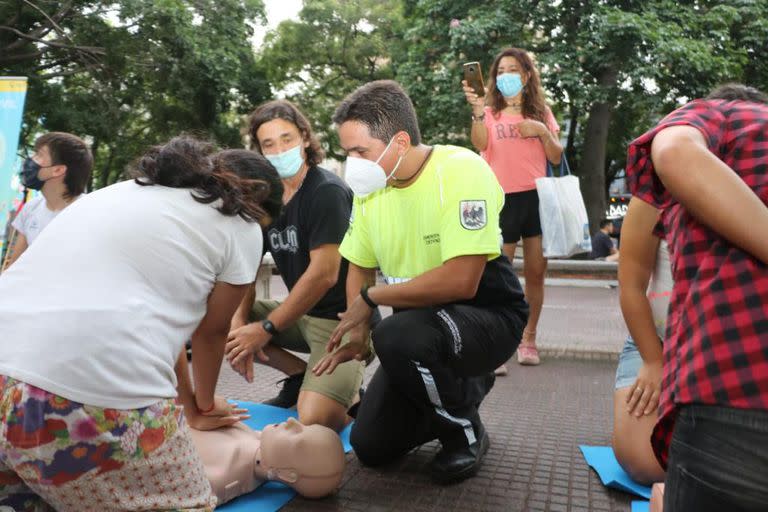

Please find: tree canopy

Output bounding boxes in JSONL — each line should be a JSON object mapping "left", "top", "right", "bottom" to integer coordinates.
{"left": 3, "top": 0, "right": 767, "bottom": 227}
{"left": 2, "top": 0, "right": 269, "bottom": 188}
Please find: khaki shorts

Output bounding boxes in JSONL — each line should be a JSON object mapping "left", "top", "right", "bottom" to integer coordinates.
{"left": 251, "top": 300, "right": 366, "bottom": 408}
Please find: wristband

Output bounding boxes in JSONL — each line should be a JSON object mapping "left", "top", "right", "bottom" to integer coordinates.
{"left": 261, "top": 319, "right": 279, "bottom": 336}
{"left": 360, "top": 286, "right": 377, "bottom": 309}
{"left": 472, "top": 112, "right": 485, "bottom": 122}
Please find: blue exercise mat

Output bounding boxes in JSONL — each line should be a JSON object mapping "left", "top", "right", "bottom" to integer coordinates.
{"left": 217, "top": 402, "right": 353, "bottom": 512}
{"left": 579, "top": 445, "right": 652, "bottom": 499}
{"left": 632, "top": 501, "right": 650, "bottom": 512}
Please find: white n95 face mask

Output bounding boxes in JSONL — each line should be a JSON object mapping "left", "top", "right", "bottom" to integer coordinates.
{"left": 344, "top": 136, "right": 403, "bottom": 197}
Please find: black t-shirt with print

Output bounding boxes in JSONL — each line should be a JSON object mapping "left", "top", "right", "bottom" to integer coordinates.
{"left": 265, "top": 166, "right": 352, "bottom": 320}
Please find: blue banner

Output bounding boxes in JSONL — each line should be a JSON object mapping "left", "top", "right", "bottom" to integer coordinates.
{"left": 0, "top": 77, "right": 28, "bottom": 257}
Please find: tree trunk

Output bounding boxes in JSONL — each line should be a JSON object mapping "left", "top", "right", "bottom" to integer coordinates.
{"left": 97, "top": 146, "right": 115, "bottom": 190}
{"left": 88, "top": 137, "right": 99, "bottom": 193}
{"left": 577, "top": 66, "right": 617, "bottom": 232}
{"left": 566, "top": 104, "right": 578, "bottom": 164}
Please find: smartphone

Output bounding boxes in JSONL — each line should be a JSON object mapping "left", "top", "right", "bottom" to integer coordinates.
{"left": 463, "top": 62, "right": 485, "bottom": 97}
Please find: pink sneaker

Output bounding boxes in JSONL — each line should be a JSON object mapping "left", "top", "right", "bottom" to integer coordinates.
{"left": 516, "top": 345, "right": 540, "bottom": 366}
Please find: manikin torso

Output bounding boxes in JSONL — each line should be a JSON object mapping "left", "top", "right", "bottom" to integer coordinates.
{"left": 189, "top": 422, "right": 263, "bottom": 504}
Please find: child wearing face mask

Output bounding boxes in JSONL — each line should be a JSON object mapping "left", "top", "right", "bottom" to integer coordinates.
{"left": 3, "top": 132, "right": 92, "bottom": 269}
{"left": 462, "top": 47, "right": 563, "bottom": 370}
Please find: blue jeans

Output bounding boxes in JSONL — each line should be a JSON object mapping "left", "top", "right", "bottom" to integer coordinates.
{"left": 614, "top": 335, "right": 643, "bottom": 389}
{"left": 664, "top": 404, "right": 768, "bottom": 511}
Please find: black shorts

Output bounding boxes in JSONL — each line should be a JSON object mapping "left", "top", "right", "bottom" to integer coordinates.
{"left": 499, "top": 189, "right": 542, "bottom": 243}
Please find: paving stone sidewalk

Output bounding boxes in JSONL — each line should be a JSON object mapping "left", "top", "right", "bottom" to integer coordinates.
{"left": 217, "top": 357, "right": 635, "bottom": 512}
{"left": 264, "top": 275, "right": 628, "bottom": 359}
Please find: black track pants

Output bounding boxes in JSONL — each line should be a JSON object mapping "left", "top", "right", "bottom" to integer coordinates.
{"left": 350, "top": 304, "right": 525, "bottom": 466}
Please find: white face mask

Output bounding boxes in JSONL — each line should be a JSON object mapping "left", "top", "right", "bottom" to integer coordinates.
{"left": 344, "top": 136, "right": 404, "bottom": 197}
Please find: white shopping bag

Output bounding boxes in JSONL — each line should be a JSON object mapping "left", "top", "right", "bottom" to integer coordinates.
{"left": 535, "top": 158, "right": 592, "bottom": 258}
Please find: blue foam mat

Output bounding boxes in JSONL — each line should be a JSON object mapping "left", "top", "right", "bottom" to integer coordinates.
{"left": 579, "top": 445, "right": 652, "bottom": 499}
{"left": 217, "top": 402, "right": 353, "bottom": 511}
{"left": 631, "top": 501, "right": 650, "bottom": 512}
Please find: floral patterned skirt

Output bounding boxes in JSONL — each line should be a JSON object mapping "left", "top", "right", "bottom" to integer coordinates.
{"left": 0, "top": 375, "right": 216, "bottom": 511}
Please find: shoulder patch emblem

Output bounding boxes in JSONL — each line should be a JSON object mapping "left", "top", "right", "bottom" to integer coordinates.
{"left": 460, "top": 200, "right": 487, "bottom": 230}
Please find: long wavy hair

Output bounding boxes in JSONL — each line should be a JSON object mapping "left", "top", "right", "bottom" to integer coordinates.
{"left": 487, "top": 47, "right": 548, "bottom": 124}
{"left": 131, "top": 136, "right": 282, "bottom": 225}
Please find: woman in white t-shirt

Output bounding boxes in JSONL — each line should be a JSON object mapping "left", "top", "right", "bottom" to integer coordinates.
{"left": 0, "top": 137, "right": 283, "bottom": 511}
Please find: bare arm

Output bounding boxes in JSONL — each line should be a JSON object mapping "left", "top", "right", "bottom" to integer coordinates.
{"left": 174, "top": 352, "right": 249, "bottom": 430}
{"left": 191, "top": 281, "right": 250, "bottom": 412}
{"left": 2, "top": 231, "right": 28, "bottom": 270}
{"left": 618, "top": 197, "right": 666, "bottom": 416}
{"left": 651, "top": 125, "right": 768, "bottom": 264}
{"left": 462, "top": 81, "right": 488, "bottom": 151}
{"left": 309, "top": 262, "right": 375, "bottom": 376}
{"left": 346, "top": 261, "right": 377, "bottom": 308}
{"left": 539, "top": 125, "right": 563, "bottom": 165}
{"left": 367, "top": 254, "right": 486, "bottom": 309}
{"left": 230, "top": 281, "right": 255, "bottom": 330}
{"left": 618, "top": 197, "right": 662, "bottom": 364}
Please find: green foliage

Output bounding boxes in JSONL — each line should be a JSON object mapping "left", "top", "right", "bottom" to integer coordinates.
{"left": 257, "top": 0, "right": 402, "bottom": 159}
{"left": 1, "top": 0, "right": 268, "bottom": 188}
{"left": 392, "top": 0, "right": 768, "bottom": 227}
{"left": 395, "top": 0, "right": 533, "bottom": 146}
{"left": 4, "top": 0, "right": 768, "bottom": 222}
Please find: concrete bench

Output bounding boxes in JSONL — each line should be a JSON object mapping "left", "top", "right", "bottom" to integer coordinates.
{"left": 512, "top": 259, "right": 618, "bottom": 280}
{"left": 255, "top": 252, "right": 277, "bottom": 299}
{"left": 256, "top": 253, "right": 618, "bottom": 300}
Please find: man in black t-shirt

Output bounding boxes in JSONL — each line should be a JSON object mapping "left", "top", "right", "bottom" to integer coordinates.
{"left": 590, "top": 219, "right": 619, "bottom": 261}
{"left": 225, "top": 100, "right": 367, "bottom": 432}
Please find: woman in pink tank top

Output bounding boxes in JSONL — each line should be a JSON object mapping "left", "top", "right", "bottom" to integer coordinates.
{"left": 463, "top": 47, "right": 563, "bottom": 370}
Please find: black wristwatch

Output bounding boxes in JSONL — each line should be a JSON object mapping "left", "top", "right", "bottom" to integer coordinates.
{"left": 360, "top": 285, "right": 377, "bottom": 309}
{"left": 261, "top": 319, "right": 279, "bottom": 336}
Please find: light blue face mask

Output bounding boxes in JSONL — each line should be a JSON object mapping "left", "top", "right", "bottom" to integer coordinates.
{"left": 496, "top": 73, "right": 523, "bottom": 98}
{"left": 265, "top": 144, "right": 303, "bottom": 178}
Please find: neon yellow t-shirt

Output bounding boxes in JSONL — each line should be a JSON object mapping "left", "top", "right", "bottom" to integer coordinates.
{"left": 340, "top": 145, "right": 504, "bottom": 284}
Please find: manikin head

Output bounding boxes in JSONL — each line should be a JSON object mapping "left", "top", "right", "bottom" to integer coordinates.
{"left": 258, "top": 417, "right": 345, "bottom": 498}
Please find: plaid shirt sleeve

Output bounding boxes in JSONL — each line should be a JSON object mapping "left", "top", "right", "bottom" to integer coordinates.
{"left": 625, "top": 100, "right": 726, "bottom": 208}
{"left": 624, "top": 99, "right": 768, "bottom": 469}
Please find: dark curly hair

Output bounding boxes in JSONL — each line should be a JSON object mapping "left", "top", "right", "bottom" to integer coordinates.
{"left": 247, "top": 100, "right": 324, "bottom": 167}
{"left": 131, "top": 136, "right": 282, "bottom": 225}
{"left": 707, "top": 83, "right": 768, "bottom": 104}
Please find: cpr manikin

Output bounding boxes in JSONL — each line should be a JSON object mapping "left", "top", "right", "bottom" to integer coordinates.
{"left": 189, "top": 417, "right": 345, "bottom": 505}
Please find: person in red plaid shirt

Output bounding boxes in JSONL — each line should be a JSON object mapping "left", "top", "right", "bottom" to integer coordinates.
{"left": 625, "top": 83, "right": 768, "bottom": 512}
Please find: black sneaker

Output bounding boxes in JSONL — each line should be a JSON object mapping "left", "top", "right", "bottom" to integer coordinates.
{"left": 430, "top": 423, "right": 490, "bottom": 484}
{"left": 262, "top": 372, "right": 304, "bottom": 408}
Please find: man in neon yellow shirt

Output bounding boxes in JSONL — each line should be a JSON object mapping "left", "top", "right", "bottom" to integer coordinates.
{"left": 313, "top": 80, "right": 529, "bottom": 483}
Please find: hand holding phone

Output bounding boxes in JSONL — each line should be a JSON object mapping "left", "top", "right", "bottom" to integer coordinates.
{"left": 463, "top": 62, "right": 485, "bottom": 97}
